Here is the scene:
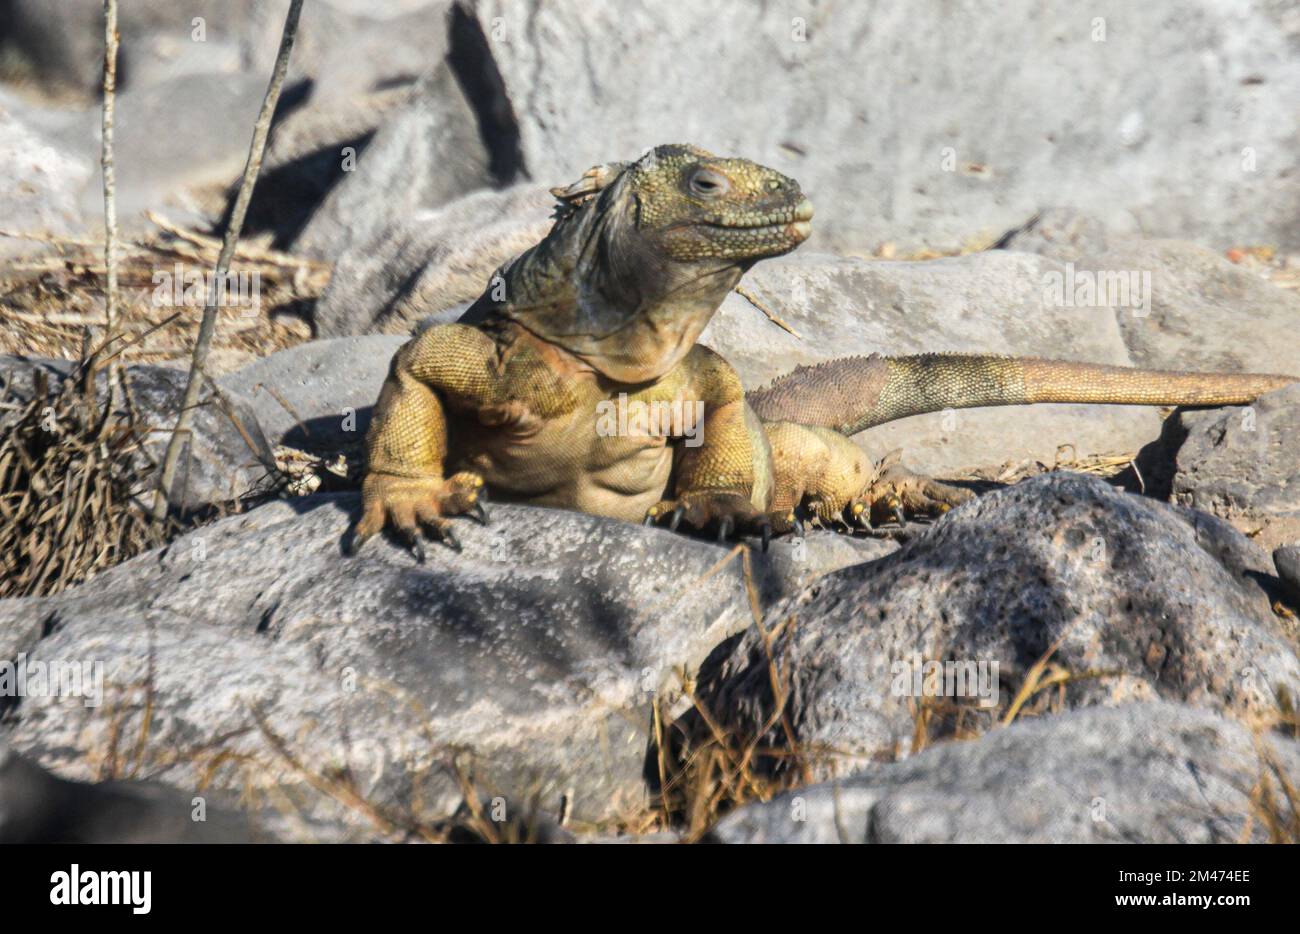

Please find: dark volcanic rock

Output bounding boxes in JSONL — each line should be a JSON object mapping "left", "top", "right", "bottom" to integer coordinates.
{"left": 708, "top": 702, "right": 1299, "bottom": 844}
{"left": 1173, "top": 384, "right": 1300, "bottom": 553}
{"left": 675, "top": 473, "right": 1298, "bottom": 781}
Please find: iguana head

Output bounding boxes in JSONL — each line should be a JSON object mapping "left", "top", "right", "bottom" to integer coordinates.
{"left": 464, "top": 144, "right": 814, "bottom": 383}
{"left": 612, "top": 143, "right": 813, "bottom": 262}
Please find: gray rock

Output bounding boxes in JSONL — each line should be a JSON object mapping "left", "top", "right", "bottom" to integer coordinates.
{"left": 676, "top": 473, "right": 1299, "bottom": 782}
{"left": 1174, "top": 384, "right": 1300, "bottom": 553}
{"left": 78, "top": 71, "right": 270, "bottom": 234}
{"left": 243, "top": 1, "right": 453, "bottom": 106}
{"left": 0, "top": 355, "right": 275, "bottom": 511}
{"left": 451, "top": 0, "right": 1300, "bottom": 253}
{"left": 217, "top": 335, "right": 406, "bottom": 448}
{"left": 998, "top": 206, "right": 1130, "bottom": 261}
{"left": 289, "top": 62, "right": 492, "bottom": 261}
{"left": 1006, "top": 211, "right": 1300, "bottom": 377}
{"left": 708, "top": 702, "right": 1300, "bottom": 843}
{"left": 237, "top": 2, "right": 461, "bottom": 248}
{"left": 0, "top": 1, "right": 263, "bottom": 99}
{"left": 125, "top": 362, "right": 277, "bottom": 509}
{"left": 241, "top": 86, "right": 411, "bottom": 249}
{"left": 113, "top": 30, "right": 245, "bottom": 91}
{"left": 0, "top": 1, "right": 455, "bottom": 239}
{"left": 0, "top": 1, "right": 444, "bottom": 99}
{"left": 0, "top": 51, "right": 269, "bottom": 243}
{"left": 0, "top": 494, "right": 888, "bottom": 838}
{"left": 0, "top": 742, "right": 260, "bottom": 843}
{"left": 5, "top": 69, "right": 271, "bottom": 239}
{"left": 1275, "top": 545, "right": 1300, "bottom": 604}
{"left": 0, "top": 98, "right": 93, "bottom": 257}
{"left": 313, "top": 185, "right": 553, "bottom": 336}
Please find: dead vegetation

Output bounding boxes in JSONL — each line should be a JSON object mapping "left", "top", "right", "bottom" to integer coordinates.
{"left": 0, "top": 0, "right": 312, "bottom": 599}
{"left": 0, "top": 218, "right": 324, "bottom": 374}
{"left": 0, "top": 363, "right": 168, "bottom": 598}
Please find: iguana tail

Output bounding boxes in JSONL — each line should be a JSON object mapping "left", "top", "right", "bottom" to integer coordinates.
{"left": 745, "top": 353, "right": 1296, "bottom": 436}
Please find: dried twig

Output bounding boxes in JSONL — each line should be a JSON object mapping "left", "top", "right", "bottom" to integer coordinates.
{"left": 152, "top": 0, "right": 305, "bottom": 521}
{"left": 99, "top": 0, "right": 120, "bottom": 342}
{"left": 735, "top": 284, "right": 802, "bottom": 338}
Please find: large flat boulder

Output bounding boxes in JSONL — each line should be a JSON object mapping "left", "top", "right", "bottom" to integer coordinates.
{"left": 448, "top": 0, "right": 1300, "bottom": 254}
{"left": 1005, "top": 209, "right": 1300, "bottom": 377}
{"left": 0, "top": 493, "right": 887, "bottom": 839}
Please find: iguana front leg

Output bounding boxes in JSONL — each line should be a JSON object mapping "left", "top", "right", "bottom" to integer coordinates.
{"left": 643, "top": 346, "right": 775, "bottom": 545}
{"left": 347, "top": 324, "right": 496, "bottom": 559}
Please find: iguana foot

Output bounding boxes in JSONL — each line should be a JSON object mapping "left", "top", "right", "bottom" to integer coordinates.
{"left": 345, "top": 470, "right": 488, "bottom": 561}
{"left": 644, "top": 490, "right": 774, "bottom": 550}
{"left": 852, "top": 462, "right": 972, "bottom": 528}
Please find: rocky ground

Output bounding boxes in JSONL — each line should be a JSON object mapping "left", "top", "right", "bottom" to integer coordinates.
{"left": 0, "top": 0, "right": 1298, "bottom": 843}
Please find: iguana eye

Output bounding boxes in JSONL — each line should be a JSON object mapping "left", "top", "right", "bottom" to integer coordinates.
{"left": 687, "top": 168, "right": 729, "bottom": 198}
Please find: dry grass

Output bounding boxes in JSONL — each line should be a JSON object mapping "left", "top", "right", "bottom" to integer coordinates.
{"left": 0, "top": 217, "right": 325, "bottom": 374}
{"left": 1242, "top": 690, "right": 1300, "bottom": 843}
{"left": 645, "top": 661, "right": 813, "bottom": 841}
{"left": 952, "top": 445, "right": 1138, "bottom": 487}
{"left": 0, "top": 362, "right": 170, "bottom": 598}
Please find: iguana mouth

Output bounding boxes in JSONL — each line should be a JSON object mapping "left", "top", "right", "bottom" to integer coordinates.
{"left": 706, "top": 219, "right": 812, "bottom": 247}
{"left": 709, "top": 196, "right": 815, "bottom": 231}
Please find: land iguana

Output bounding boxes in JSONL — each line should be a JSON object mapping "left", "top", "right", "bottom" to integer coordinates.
{"left": 345, "top": 143, "right": 1294, "bottom": 559}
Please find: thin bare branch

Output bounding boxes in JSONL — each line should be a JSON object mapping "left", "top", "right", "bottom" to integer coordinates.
{"left": 152, "top": 0, "right": 305, "bottom": 521}
{"left": 100, "top": 0, "right": 120, "bottom": 340}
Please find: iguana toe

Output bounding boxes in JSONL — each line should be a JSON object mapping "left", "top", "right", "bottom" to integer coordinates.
{"left": 645, "top": 490, "right": 769, "bottom": 547}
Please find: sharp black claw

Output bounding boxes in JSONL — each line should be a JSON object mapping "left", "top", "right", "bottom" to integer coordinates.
{"left": 398, "top": 529, "right": 425, "bottom": 564}
{"left": 792, "top": 517, "right": 805, "bottom": 538}
{"left": 669, "top": 505, "right": 686, "bottom": 532}
{"left": 440, "top": 527, "right": 462, "bottom": 553}
{"left": 343, "top": 532, "right": 361, "bottom": 556}
{"left": 717, "top": 516, "right": 734, "bottom": 542}
{"left": 643, "top": 513, "right": 656, "bottom": 526}
{"left": 469, "top": 501, "right": 489, "bottom": 525}
{"left": 892, "top": 506, "right": 906, "bottom": 527}
{"left": 760, "top": 522, "right": 772, "bottom": 552}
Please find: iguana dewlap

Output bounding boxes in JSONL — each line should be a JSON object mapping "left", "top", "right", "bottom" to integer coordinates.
{"left": 347, "top": 144, "right": 1294, "bottom": 558}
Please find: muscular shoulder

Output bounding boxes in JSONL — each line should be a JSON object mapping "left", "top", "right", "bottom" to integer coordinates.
{"left": 675, "top": 344, "right": 745, "bottom": 402}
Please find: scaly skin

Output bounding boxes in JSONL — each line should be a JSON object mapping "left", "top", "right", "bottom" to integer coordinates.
{"left": 347, "top": 144, "right": 1295, "bottom": 558}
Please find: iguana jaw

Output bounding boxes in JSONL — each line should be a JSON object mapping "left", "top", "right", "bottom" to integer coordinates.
{"left": 689, "top": 202, "right": 814, "bottom": 259}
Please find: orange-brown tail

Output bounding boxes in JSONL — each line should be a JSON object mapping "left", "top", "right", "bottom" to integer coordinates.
{"left": 746, "top": 353, "right": 1296, "bottom": 436}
